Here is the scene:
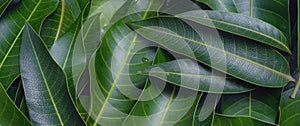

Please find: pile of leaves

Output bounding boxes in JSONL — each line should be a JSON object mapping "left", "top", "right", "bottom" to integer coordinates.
{"left": 0, "top": 0, "right": 299, "bottom": 125}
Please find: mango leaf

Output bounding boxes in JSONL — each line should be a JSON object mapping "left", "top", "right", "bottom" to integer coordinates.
{"left": 120, "top": 47, "right": 202, "bottom": 126}
{"left": 143, "top": 59, "right": 254, "bottom": 93}
{"left": 212, "top": 114, "right": 274, "bottom": 126}
{"left": 193, "top": 93, "right": 220, "bottom": 126}
{"left": 221, "top": 88, "right": 282, "bottom": 124}
{"left": 176, "top": 11, "right": 291, "bottom": 53}
{"left": 20, "top": 23, "right": 84, "bottom": 125}
{"left": 196, "top": 0, "right": 290, "bottom": 44}
{"left": 6, "top": 78, "right": 30, "bottom": 119}
{"left": 50, "top": 3, "right": 90, "bottom": 105}
{"left": 0, "top": 0, "right": 58, "bottom": 89}
{"left": 41, "top": 0, "right": 89, "bottom": 48}
{"left": 128, "top": 17, "right": 293, "bottom": 87}
{"left": 0, "top": 0, "right": 11, "bottom": 16}
{"left": 280, "top": 84, "right": 300, "bottom": 125}
{"left": 0, "top": 83, "right": 31, "bottom": 126}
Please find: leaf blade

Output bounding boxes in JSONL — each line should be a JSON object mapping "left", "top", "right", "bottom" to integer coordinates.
{"left": 128, "top": 17, "right": 292, "bottom": 87}
{"left": 20, "top": 23, "right": 84, "bottom": 125}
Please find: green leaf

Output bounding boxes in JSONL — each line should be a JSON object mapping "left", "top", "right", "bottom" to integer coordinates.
{"left": 193, "top": 93, "right": 220, "bottom": 126}
{"left": 128, "top": 17, "right": 293, "bottom": 87}
{"left": 213, "top": 114, "right": 274, "bottom": 126}
{"left": 196, "top": 0, "right": 290, "bottom": 43}
{"left": 7, "top": 78, "right": 30, "bottom": 119}
{"left": 0, "top": 0, "right": 58, "bottom": 89}
{"left": 41, "top": 0, "right": 89, "bottom": 48}
{"left": 20, "top": 23, "right": 84, "bottom": 125}
{"left": 121, "top": 47, "right": 202, "bottom": 126}
{"left": 280, "top": 84, "right": 300, "bottom": 125}
{"left": 50, "top": 3, "right": 90, "bottom": 106}
{"left": 221, "top": 88, "right": 282, "bottom": 124}
{"left": 143, "top": 59, "right": 254, "bottom": 93}
{"left": 0, "top": 83, "right": 31, "bottom": 126}
{"left": 176, "top": 10, "right": 291, "bottom": 53}
{"left": 0, "top": 0, "right": 11, "bottom": 16}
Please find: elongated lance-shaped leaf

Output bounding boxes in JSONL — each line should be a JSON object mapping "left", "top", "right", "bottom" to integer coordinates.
{"left": 280, "top": 83, "right": 300, "bottom": 125}
{"left": 143, "top": 59, "right": 254, "bottom": 93}
{"left": 176, "top": 11, "right": 291, "bottom": 53}
{"left": 41, "top": 0, "right": 89, "bottom": 48}
{"left": 221, "top": 88, "right": 282, "bottom": 124}
{"left": 213, "top": 114, "right": 275, "bottom": 126}
{"left": 0, "top": 0, "right": 58, "bottom": 89}
{"left": 50, "top": 3, "right": 90, "bottom": 106}
{"left": 0, "top": 83, "right": 32, "bottom": 126}
{"left": 196, "top": 0, "right": 290, "bottom": 43}
{"left": 128, "top": 17, "right": 293, "bottom": 87}
{"left": 120, "top": 47, "right": 202, "bottom": 126}
{"left": 0, "top": 0, "right": 11, "bottom": 16}
{"left": 20, "top": 23, "right": 84, "bottom": 125}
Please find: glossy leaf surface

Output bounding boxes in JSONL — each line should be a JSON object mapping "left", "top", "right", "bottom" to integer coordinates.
{"left": 20, "top": 23, "right": 84, "bottom": 125}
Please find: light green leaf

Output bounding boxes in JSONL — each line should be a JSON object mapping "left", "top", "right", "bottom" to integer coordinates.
{"left": 221, "top": 88, "right": 282, "bottom": 124}
{"left": 196, "top": 0, "right": 290, "bottom": 43}
{"left": 0, "top": 0, "right": 58, "bottom": 89}
{"left": 176, "top": 10, "right": 291, "bottom": 53}
{"left": 20, "top": 23, "right": 84, "bottom": 125}
{"left": 143, "top": 59, "right": 254, "bottom": 93}
{"left": 0, "top": 83, "right": 31, "bottom": 126}
{"left": 128, "top": 17, "right": 293, "bottom": 87}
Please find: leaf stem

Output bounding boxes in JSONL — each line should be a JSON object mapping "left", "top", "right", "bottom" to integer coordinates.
{"left": 291, "top": 75, "right": 300, "bottom": 99}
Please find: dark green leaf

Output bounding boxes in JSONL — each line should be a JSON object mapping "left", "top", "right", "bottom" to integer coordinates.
{"left": 143, "top": 59, "right": 254, "bottom": 93}
{"left": 221, "top": 88, "right": 282, "bottom": 124}
{"left": 41, "top": 0, "right": 89, "bottom": 48}
{"left": 128, "top": 17, "right": 293, "bottom": 87}
{"left": 0, "top": 0, "right": 58, "bottom": 89}
{"left": 280, "top": 84, "right": 300, "bottom": 125}
{"left": 176, "top": 11, "right": 291, "bottom": 53}
{"left": 0, "top": 0, "right": 11, "bottom": 16}
{"left": 0, "top": 83, "right": 31, "bottom": 126}
{"left": 213, "top": 114, "right": 274, "bottom": 126}
{"left": 20, "top": 23, "right": 84, "bottom": 125}
{"left": 196, "top": 0, "right": 290, "bottom": 43}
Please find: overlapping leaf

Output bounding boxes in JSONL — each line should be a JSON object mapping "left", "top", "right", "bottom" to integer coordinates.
{"left": 20, "top": 23, "right": 84, "bottom": 125}
{"left": 176, "top": 11, "right": 291, "bottom": 53}
{"left": 221, "top": 88, "right": 281, "bottom": 124}
{"left": 213, "top": 114, "right": 274, "bottom": 126}
{"left": 280, "top": 84, "right": 300, "bottom": 125}
{"left": 143, "top": 59, "right": 254, "bottom": 93}
{"left": 41, "top": 0, "right": 89, "bottom": 48}
{"left": 128, "top": 17, "right": 292, "bottom": 87}
{"left": 0, "top": 83, "right": 31, "bottom": 126}
{"left": 0, "top": 0, "right": 11, "bottom": 16}
{"left": 0, "top": 0, "right": 58, "bottom": 89}
{"left": 196, "top": 0, "right": 290, "bottom": 46}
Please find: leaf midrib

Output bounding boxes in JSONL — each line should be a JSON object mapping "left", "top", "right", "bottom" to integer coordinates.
{"left": 26, "top": 27, "right": 64, "bottom": 125}
{"left": 0, "top": 0, "right": 42, "bottom": 69}
{"left": 92, "top": 35, "right": 138, "bottom": 126}
{"left": 131, "top": 23, "right": 293, "bottom": 84}
{"left": 177, "top": 14, "right": 290, "bottom": 53}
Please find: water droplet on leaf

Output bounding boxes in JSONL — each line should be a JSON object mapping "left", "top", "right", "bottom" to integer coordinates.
{"left": 142, "top": 57, "right": 149, "bottom": 62}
